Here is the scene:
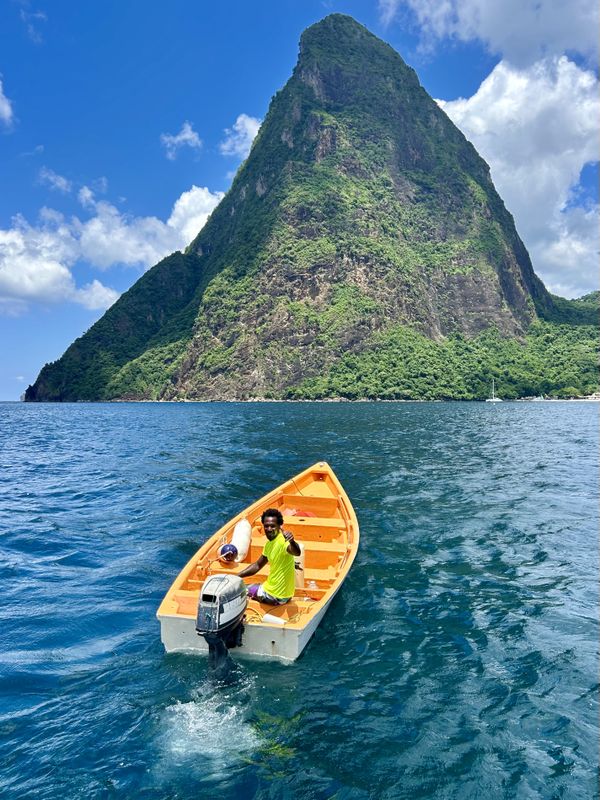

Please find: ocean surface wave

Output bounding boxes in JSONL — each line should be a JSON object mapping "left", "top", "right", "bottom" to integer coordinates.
{"left": 0, "top": 401, "right": 597, "bottom": 799}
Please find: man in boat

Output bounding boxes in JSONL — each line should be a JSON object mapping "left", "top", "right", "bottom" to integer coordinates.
{"left": 237, "top": 508, "right": 300, "bottom": 605}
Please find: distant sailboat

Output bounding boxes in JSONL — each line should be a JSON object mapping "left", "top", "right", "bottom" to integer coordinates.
{"left": 485, "top": 378, "right": 502, "bottom": 403}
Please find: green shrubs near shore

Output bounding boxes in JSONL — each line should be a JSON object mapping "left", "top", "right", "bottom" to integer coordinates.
{"left": 288, "top": 322, "right": 599, "bottom": 401}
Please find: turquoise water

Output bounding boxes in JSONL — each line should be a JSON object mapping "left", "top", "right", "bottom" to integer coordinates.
{"left": 0, "top": 401, "right": 598, "bottom": 799}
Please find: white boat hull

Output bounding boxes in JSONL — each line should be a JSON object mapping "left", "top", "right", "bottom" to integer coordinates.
{"left": 159, "top": 595, "right": 333, "bottom": 662}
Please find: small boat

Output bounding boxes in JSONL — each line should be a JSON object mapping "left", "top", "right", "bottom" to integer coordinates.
{"left": 485, "top": 378, "right": 503, "bottom": 403}
{"left": 156, "top": 462, "right": 359, "bottom": 662}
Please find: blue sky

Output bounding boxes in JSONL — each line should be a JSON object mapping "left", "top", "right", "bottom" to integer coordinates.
{"left": 0, "top": 0, "right": 598, "bottom": 400}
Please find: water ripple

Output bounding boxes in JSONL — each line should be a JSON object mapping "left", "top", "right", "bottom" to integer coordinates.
{"left": 0, "top": 401, "right": 597, "bottom": 799}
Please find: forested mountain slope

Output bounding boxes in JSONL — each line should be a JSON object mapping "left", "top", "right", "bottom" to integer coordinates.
{"left": 26, "top": 15, "right": 598, "bottom": 401}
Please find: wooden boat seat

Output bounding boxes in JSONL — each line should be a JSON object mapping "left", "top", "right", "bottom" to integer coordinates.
{"left": 248, "top": 491, "right": 337, "bottom": 534}
{"left": 246, "top": 537, "right": 347, "bottom": 568}
{"left": 249, "top": 520, "right": 346, "bottom": 545}
{"left": 205, "top": 562, "right": 336, "bottom": 581}
{"left": 283, "top": 516, "right": 343, "bottom": 527}
{"left": 188, "top": 533, "right": 352, "bottom": 587}
{"left": 280, "top": 493, "right": 339, "bottom": 517}
{"left": 301, "top": 540, "right": 347, "bottom": 553}
{"left": 284, "top": 518, "right": 347, "bottom": 543}
{"left": 186, "top": 563, "right": 337, "bottom": 593}
{"left": 249, "top": 535, "right": 346, "bottom": 552}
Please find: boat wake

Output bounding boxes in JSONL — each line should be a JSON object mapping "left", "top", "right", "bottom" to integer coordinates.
{"left": 154, "top": 675, "right": 261, "bottom": 782}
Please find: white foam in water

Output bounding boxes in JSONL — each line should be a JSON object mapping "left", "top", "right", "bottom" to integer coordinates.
{"left": 156, "top": 679, "right": 261, "bottom": 777}
{"left": 166, "top": 699, "right": 260, "bottom": 758}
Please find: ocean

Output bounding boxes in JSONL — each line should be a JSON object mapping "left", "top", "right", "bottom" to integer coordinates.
{"left": 0, "top": 401, "right": 598, "bottom": 799}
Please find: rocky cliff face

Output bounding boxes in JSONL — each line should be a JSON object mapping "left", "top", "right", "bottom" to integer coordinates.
{"left": 27, "top": 14, "right": 588, "bottom": 402}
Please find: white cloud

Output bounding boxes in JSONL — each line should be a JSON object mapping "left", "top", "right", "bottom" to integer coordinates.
{"left": 77, "top": 182, "right": 108, "bottom": 207}
{"left": 20, "top": 8, "right": 47, "bottom": 44}
{"left": 219, "top": 114, "right": 261, "bottom": 159}
{"left": 92, "top": 176, "right": 108, "bottom": 194}
{"left": 534, "top": 205, "right": 599, "bottom": 298}
{"left": 39, "top": 166, "right": 72, "bottom": 193}
{"left": 0, "top": 77, "right": 14, "bottom": 127}
{"left": 160, "top": 121, "right": 202, "bottom": 160}
{"left": 438, "top": 57, "right": 599, "bottom": 297}
{"left": 20, "top": 144, "right": 44, "bottom": 157}
{"left": 0, "top": 185, "right": 224, "bottom": 314}
{"left": 0, "top": 297, "right": 28, "bottom": 316}
{"left": 167, "top": 185, "right": 224, "bottom": 243}
{"left": 75, "top": 279, "right": 120, "bottom": 310}
{"left": 73, "top": 185, "right": 223, "bottom": 270}
{"left": 379, "top": 0, "right": 599, "bottom": 65}
{"left": 378, "top": 0, "right": 400, "bottom": 27}
{"left": 75, "top": 200, "right": 184, "bottom": 269}
{"left": 0, "top": 214, "right": 85, "bottom": 305}
{"left": 78, "top": 185, "right": 95, "bottom": 207}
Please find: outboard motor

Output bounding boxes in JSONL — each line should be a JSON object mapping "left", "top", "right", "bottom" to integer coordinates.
{"left": 196, "top": 575, "right": 248, "bottom": 672}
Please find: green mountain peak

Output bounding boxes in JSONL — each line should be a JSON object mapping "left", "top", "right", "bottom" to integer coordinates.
{"left": 26, "top": 15, "right": 598, "bottom": 402}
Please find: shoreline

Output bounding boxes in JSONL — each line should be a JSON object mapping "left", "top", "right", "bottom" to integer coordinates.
{"left": 9, "top": 396, "right": 600, "bottom": 405}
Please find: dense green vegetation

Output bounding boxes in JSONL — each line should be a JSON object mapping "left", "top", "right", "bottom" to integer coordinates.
{"left": 576, "top": 290, "right": 599, "bottom": 305}
{"left": 287, "top": 322, "right": 599, "bottom": 400}
{"left": 25, "top": 14, "right": 599, "bottom": 403}
{"left": 538, "top": 293, "right": 599, "bottom": 326}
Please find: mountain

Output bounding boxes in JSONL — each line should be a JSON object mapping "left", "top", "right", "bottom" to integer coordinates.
{"left": 574, "top": 290, "right": 599, "bottom": 306}
{"left": 26, "top": 14, "right": 598, "bottom": 402}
